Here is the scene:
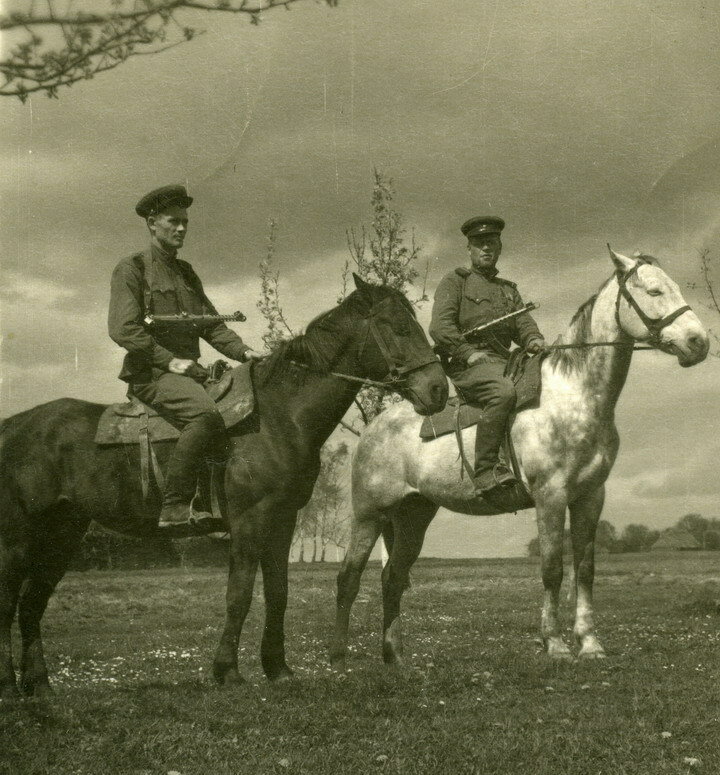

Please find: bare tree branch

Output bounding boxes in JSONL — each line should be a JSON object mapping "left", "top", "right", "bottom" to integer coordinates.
{"left": 1, "top": 0, "right": 338, "bottom": 101}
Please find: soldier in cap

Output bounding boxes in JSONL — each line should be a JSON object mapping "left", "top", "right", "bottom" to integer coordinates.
{"left": 108, "top": 185, "right": 264, "bottom": 530}
{"left": 429, "top": 216, "right": 545, "bottom": 496}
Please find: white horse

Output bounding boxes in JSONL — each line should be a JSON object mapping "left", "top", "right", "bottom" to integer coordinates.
{"left": 331, "top": 248, "right": 709, "bottom": 667}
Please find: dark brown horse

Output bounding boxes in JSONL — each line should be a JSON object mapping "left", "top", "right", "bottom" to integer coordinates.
{"left": 0, "top": 275, "right": 448, "bottom": 698}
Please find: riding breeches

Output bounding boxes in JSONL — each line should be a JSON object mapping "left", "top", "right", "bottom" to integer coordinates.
{"left": 131, "top": 373, "right": 228, "bottom": 506}
{"left": 448, "top": 359, "right": 516, "bottom": 474}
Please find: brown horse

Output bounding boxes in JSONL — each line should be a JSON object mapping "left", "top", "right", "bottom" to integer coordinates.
{"left": 0, "top": 275, "right": 448, "bottom": 699}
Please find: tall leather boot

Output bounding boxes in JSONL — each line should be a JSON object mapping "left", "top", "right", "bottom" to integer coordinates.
{"left": 473, "top": 401, "right": 517, "bottom": 495}
{"left": 158, "top": 412, "right": 225, "bottom": 531}
{"left": 192, "top": 429, "right": 231, "bottom": 517}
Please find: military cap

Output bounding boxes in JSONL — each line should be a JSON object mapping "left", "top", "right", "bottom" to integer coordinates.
{"left": 135, "top": 185, "right": 193, "bottom": 218}
{"left": 460, "top": 215, "right": 505, "bottom": 239}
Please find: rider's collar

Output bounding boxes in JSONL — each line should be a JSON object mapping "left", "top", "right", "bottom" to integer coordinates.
{"left": 151, "top": 242, "right": 178, "bottom": 263}
{"left": 470, "top": 265, "right": 499, "bottom": 280}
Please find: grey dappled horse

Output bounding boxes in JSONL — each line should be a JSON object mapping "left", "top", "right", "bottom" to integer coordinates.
{"left": 331, "top": 249, "right": 708, "bottom": 668}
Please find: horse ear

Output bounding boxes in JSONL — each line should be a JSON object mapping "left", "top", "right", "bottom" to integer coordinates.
{"left": 352, "top": 273, "right": 373, "bottom": 297}
{"left": 607, "top": 244, "right": 636, "bottom": 275}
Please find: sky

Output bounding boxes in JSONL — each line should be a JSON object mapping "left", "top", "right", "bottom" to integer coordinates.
{"left": 3, "top": 0, "right": 720, "bottom": 557}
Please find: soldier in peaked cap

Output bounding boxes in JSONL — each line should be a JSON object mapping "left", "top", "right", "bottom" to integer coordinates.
{"left": 429, "top": 216, "right": 545, "bottom": 497}
{"left": 108, "top": 185, "right": 265, "bottom": 532}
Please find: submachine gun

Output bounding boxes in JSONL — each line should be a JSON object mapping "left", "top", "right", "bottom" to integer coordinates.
{"left": 143, "top": 310, "right": 247, "bottom": 326}
{"left": 143, "top": 310, "right": 247, "bottom": 383}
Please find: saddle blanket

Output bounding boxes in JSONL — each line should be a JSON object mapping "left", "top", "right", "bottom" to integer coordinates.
{"left": 420, "top": 351, "right": 543, "bottom": 440}
{"left": 95, "top": 362, "right": 254, "bottom": 446}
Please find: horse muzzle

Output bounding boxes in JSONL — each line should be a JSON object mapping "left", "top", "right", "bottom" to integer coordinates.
{"left": 660, "top": 328, "right": 709, "bottom": 367}
{"left": 402, "top": 363, "right": 449, "bottom": 415}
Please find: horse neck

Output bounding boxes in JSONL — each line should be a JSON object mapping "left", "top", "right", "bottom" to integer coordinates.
{"left": 258, "top": 342, "right": 361, "bottom": 449}
{"left": 555, "top": 276, "right": 633, "bottom": 416}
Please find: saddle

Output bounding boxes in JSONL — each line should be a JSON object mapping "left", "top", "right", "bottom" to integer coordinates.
{"left": 95, "top": 361, "right": 255, "bottom": 446}
{"left": 94, "top": 362, "right": 255, "bottom": 510}
{"left": 418, "top": 351, "right": 544, "bottom": 514}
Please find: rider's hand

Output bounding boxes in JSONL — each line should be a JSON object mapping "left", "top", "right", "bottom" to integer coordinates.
{"left": 525, "top": 338, "right": 546, "bottom": 354}
{"left": 466, "top": 351, "right": 487, "bottom": 366}
{"left": 243, "top": 349, "right": 267, "bottom": 362}
{"left": 168, "top": 358, "right": 195, "bottom": 375}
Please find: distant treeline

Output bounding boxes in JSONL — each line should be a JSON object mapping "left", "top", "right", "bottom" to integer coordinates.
{"left": 527, "top": 513, "right": 720, "bottom": 556}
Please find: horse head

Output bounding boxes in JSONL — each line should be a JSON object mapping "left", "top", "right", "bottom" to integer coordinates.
{"left": 351, "top": 274, "right": 448, "bottom": 415}
{"left": 608, "top": 246, "right": 709, "bottom": 367}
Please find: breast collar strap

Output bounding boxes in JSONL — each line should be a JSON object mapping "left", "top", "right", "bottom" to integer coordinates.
{"left": 615, "top": 260, "right": 691, "bottom": 343}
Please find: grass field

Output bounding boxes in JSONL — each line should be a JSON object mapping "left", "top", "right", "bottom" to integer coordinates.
{"left": 2, "top": 553, "right": 719, "bottom": 775}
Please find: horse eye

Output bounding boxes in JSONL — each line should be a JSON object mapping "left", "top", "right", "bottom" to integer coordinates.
{"left": 647, "top": 289, "right": 663, "bottom": 297}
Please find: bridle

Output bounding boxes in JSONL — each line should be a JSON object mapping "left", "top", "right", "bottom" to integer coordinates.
{"left": 291, "top": 294, "right": 439, "bottom": 390}
{"left": 353, "top": 296, "right": 439, "bottom": 388}
{"left": 548, "top": 259, "right": 692, "bottom": 353}
{"left": 614, "top": 259, "right": 691, "bottom": 346}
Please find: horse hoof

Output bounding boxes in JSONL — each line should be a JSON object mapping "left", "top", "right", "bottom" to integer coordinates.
{"left": 546, "top": 639, "right": 574, "bottom": 661}
{"left": 268, "top": 668, "right": 295, "bottom": 683}
{"left": 212, "top": 664, "right": 246, "bottom": 687}
{"left": 578, "top": 648, "right": 607, "bottom": 661}
{"left": 21, "top": 681, "right": 54, "bottom": 700}
{"left": 577, "top": 635, "right": 606, "bottom": 660}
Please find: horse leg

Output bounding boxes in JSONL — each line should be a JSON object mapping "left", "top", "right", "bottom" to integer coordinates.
{"left": 381, "top": 495, "right": 437, "bottom": 667}
{"left": 18, "top": 508, "right": 89, "bottom": 697}
{"left": 0, "top": 540, "right": 29, "bottom": 700}
{"left": 535, "top": 489, "right": 572, "bottom": 660}
{"left": 569, "top": 486, "right": 606, "bottom": 659}
{"left": 259, "top": 509, "right": 297, "bottom": 682}
{"left": 329, "top": 511, "right": 383, "bottom": 672}
{"left": 212, "top": 513, "right": 260, "bottom": 687}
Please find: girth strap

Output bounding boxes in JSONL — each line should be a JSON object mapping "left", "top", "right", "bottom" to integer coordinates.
{"left": 454, "top": 403, "right": 476, "bottom": 481}
{"left": 138, "top": 408, "right": 166, "bottom": 500}
{"left": 138, "top": 419, "right": 151, "bottom": 500}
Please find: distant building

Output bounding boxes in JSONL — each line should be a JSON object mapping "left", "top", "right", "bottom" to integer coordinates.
{"left": 650, "top": 528, "right": 701, "bottom": 552}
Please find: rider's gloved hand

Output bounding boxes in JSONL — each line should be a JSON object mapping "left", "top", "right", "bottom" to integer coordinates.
{"left": 242, "top": 349, "right": 267, "bottom": 362}
{"left": 169, "top": 358, "right": 195, "bottom": 375}
{"left": 169, "top": 358, "right": 208, "bottom": 383}
{"left": 466, "top": 351, "right": 489, "bottom": 366}
{"left": 525, "top": 338, "right": 546, "bottom": 354}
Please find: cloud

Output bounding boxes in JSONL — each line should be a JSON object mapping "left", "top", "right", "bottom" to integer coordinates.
{"left": 631, "top": 444, "right": 720, "bottom": 500}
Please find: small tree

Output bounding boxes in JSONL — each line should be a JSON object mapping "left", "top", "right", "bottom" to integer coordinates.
{"left": 257, "top": 219, "right": 295, "bottom": 349}
{"left": 1, "top": 0, "right": 338, "bottom": 102}
{"left": 341, "top": 169, "right": 430, "bottom": 425}
{"left": 690, "top": 248, "right": 720, "bottom": 355}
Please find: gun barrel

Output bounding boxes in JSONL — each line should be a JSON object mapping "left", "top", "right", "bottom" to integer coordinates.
{"left": 462, "top": 302, "right": 537, "bottom": 339}
{"left": 144, "top": 310, "right": 247, "bottom": 324}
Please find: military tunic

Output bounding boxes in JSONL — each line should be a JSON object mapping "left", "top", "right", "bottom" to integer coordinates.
{"left": 429, "top": 266, "right": 542, "bottom": 365}
{"left": 108, "top": 244, "right": 250, "bottom": 383}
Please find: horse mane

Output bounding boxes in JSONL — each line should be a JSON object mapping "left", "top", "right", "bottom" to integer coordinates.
{"left": 547, "top": 254, "right": 661, "bottom": 374}
{"left": 257, "top": 284, "right": 413, "bottom": 386}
